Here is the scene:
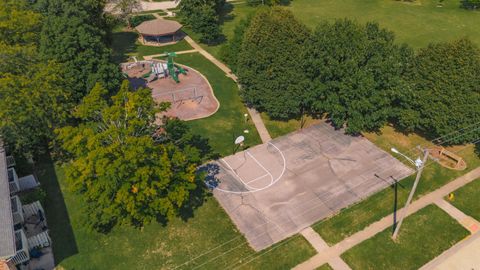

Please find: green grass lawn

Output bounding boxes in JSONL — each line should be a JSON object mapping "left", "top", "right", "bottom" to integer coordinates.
{"left": 111, "top": 28, "right": 193, "bottom": 64}
{"left": 36, "top": 156, "right": 315, "bottom": 270}
{"left": 180, "top": 3, "right": 258, "bottom": 60}
{"left": 260, "top": 113, "right": 323, "bottom": 139}
{"left": 341, "top": 204, "right": 469, "bottom": 270}
{"left": 184, "top": 0, "right": 480, "bottom": 72}
{"left": 316, "top": 264, "right": 333, "bottom": 270}
{"left": 448, "top": 178, "right": 480, "bottom": 220}
{"left": 312, "top": 126, "right": 480, "bottom": 245}
{"left": 289, "top": 0, "right": 480, "bottom": 49}
{"left": 160, "top": 52, "right": 262, "bottom": 156}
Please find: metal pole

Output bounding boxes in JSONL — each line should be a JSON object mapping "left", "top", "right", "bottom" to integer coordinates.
{"left": 392, "top": 149, "right": 429, "bottom": 240}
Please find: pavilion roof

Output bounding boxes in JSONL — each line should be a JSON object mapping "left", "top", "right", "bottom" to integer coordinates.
{"left": 135, "top": 19, "right": 183, "bottom": 36}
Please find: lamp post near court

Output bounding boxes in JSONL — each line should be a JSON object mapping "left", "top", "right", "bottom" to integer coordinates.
{"left": 390, "top": 147, "right": 429, "bottom": 240}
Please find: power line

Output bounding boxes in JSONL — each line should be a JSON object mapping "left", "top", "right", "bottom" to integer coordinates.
{"left": 232, "top": 138, "right": 480, "bottom": 269}
{"left": 176, "top": 124, "right": 480, "bottom": 269}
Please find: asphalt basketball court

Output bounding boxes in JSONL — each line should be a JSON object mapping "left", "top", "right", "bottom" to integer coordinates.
{"left": 207, "top": 123, "right": 414, "bottom": 251}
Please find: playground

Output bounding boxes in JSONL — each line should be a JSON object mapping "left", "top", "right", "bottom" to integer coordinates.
{"left": 121, "top": 54, "right": 219, "bottom": 121}
{"left": 207, "top": 123, "right": 414, "bottom": 251}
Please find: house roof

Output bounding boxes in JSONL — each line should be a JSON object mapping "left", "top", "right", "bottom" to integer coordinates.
{"left": 0, "top": 144, "right": 15, "bottom": 260}
{"left": 135, "top": 19, "right": 182, "bottom": 36}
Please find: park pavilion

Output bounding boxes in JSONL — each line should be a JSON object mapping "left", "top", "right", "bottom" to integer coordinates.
{"left": 135, "top": 19, "right": 183, "bottom": 45}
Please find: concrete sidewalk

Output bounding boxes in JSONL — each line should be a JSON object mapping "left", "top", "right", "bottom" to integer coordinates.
{"left": 183, "top": 36, "right": 272, "bottom": 143}
{"left": 294, "top": 167, "right": 480, "bottom": 270}
{"left": 420, "top": 232, "right": 480, "bottom": 270}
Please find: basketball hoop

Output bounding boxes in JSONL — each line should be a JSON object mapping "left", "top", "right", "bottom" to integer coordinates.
{"left": 235, "top": 136, "right": 245, "bottom": 145}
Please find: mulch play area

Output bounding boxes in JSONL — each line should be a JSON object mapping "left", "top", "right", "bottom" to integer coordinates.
{"left": 122, "top": 60, "right": 219, "bottom": 121}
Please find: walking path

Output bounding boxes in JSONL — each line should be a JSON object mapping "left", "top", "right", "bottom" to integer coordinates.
{"left": 143, "top": 49, "right": 198, "bottom": 60}
{"left": 417, "top": 199, "right": 480, "bottom": 270}
{"left": 435, "top": 199, "right": 480, "bottom": 234}
{"left": 139, "top": 0, "right": 179, "bottom": 11}
{"left": 420, "top": 231, "right": 480, "bottom": 270}
{"left": 183, "top": 36, "right": 272, "bottom": 143}
{"left": 293, "top": 167, "right": 480, "bottom": 270}
{"left": 300, "top": 227, "right": 351, "bottom": 270}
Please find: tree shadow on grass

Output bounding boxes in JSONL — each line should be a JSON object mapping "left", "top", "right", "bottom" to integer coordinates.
{"left": 111, "top": 31, "right": 139, "bottom": 64}
{"left": 34, "top": 153, "right": 78, "bottom": 265}
{"left": 219, "top": 2, "right": 235, "bottom": 25}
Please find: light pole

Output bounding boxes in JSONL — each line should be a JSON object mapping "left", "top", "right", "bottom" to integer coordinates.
{"left": 390, "top": 147, "right": 429, "bottom": 240}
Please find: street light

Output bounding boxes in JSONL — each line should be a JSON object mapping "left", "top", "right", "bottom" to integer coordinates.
{"left": 390, "top": 148, "right": 423, "bottom": 169}
{"left": 390, "top": 147, "right": 429, "bottom": 240}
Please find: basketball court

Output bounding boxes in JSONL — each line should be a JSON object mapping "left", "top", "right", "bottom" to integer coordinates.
{"left": 207, "top": 123, "right": 414, "bottom": 251}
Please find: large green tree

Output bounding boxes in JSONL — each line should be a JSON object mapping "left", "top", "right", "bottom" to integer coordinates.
{"left": 109, "top": 0, "right": 141, "bottom": 27}
{"left": 237, "top": 7, "right": 310, "bottom": 119}
{"left": 178, "top": 0, "right": 225, "bottom": 43}
{"left": 304, "top": 19, "right": 413, "bottom": 134}
{"left": 56, "top": 81, "right": 205, "bottom": 231}
{"left": 39, "top": 0, "right": 121, "bottom": 100}
{"left": 0, "top": 0, "right": 71, "bottom": 155}
{"left": 397, "top": 38, "right": 480, "bottom": 144}
{"left": 220, "top": 15, "right": 253, "bottom": 72}
{"left": 461, "top": 0, "right": 480, "bottom": 9}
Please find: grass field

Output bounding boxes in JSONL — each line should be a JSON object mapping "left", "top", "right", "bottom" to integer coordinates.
{"left": 180, "top": 3, "right": 258, "bottom": 60}
{"left": 341, "top": 205, "right": 469, "bottom": 270}
{"left": 449, "top": 178, "right": 480, "bottom": 220}
{"left": 186, "top": 0, "right": 480, "bottom": 71}
{"left": 36, "top": 156, "right": 315, "bottom": 270}
{"left": 165, "top": 52, "right": 262, "bottom": 156}
{"left": 312, "top": 125, "right": 480, "bottom": 245}
{"left": 288, "top": 0, "right": 480, "bottom": 49}
{"left": 316, "top": 264, "right": 333, "bottom": 270}
{"left": 260, "top": 113, "right": 323, "bottom": 139}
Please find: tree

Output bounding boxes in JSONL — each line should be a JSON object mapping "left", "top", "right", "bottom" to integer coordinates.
{"left": 178, "top": 0, "right": 225, "bottom": 43}
{"left": 237, "top": 7, "right": 310, "bottom": 119}
{"left": 397, "top": 38, "right": 480, "bottom": 144}
{"left": 193, "top": 4, "right": 223, "bottom": 44}
{"left": 246, "top": 0, "right": 289, "bottom": 6}
{"left": 0, "top": 0, "right": 42, "bottom": 46}
{"left": 0, "top": 0, "right": 72, "bottom": 155}
{"left": 304, "top": 19, "right": 413, "bottom": 134}
{"left": 109, "top": 0, "right": 141, "bottom": 28}
{"left": 179, "top": 0, "right": 225, "bottom": 21}
{"left": 56, "top": 81, "right": 206, "bottom": 231}
{"left": 39, "top": 0, "right": 121, "bottom": 100}
{"left": 220, "top": 14, "right": 253, "bottom": 72}
{"left": 461, "top": 0, "right": 480, "bottom": 9}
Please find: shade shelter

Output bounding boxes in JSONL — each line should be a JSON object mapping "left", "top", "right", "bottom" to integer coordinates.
{"left": 135, "top": 19, "right": 183, "bottom": 44}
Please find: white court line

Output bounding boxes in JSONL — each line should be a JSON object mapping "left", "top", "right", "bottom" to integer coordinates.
{"left": 213, "top": 142, "right": 287, "bottom": 194}
{"left": 246, "top": 173, "right": 270, "bottom": 184}
{"left": 220, "top": 158, "right": 258, "bottom": 191}
{"left": 246, "top": 151, "right": 274, "bottom": 185}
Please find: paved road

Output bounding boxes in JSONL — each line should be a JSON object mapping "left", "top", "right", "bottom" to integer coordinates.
{"left": 105, "top": 0, "right": 179, "bottom": 14}
{"left": 294, "top": 166, "right": 480, "bottom": 270}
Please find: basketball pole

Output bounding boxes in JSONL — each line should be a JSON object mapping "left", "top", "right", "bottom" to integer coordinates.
{"left": 391, "top": 148, "right": 429, "bottom": 240}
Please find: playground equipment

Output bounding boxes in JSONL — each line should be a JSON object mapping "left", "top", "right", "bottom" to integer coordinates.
{"left": 152, "top": 87, "right": 203, "bottom": 106}
{"left": 135, "top": 52, "right": 187, "bottom": 83}
{"left": 166, "top": 52, "right": 187, "bottom": 83}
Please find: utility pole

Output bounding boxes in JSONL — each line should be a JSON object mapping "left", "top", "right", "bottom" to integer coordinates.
{"left": 391, "top": 147, "right": 430, "bottom": 240}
